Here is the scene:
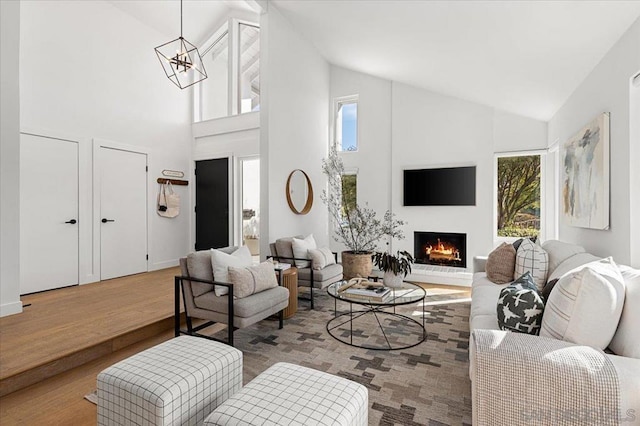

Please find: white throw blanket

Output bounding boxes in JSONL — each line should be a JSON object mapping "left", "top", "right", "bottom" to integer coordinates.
{"left": 472, "top": 329, "right": 620, "bottom": 426}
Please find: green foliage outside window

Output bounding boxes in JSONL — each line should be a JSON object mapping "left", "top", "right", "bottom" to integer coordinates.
{"left": 497, "top": 155, "right": 541, "bottom": 238}
{"left": 341, "top": 174, "right": 357, "bottom": 215}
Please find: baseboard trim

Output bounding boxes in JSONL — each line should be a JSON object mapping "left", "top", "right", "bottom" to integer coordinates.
{"left": 150, "top": 259, "right": 179, "bottom": 271}
{"left": 0, "top": 301, "right": 23, "bottom": 318}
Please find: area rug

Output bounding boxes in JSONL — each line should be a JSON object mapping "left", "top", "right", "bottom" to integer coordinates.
{"left": 221, "top": 288, "right": 472, "bottom": 426}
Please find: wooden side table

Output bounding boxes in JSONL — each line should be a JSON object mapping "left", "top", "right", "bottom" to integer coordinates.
{"left": 280, "top": 267, "right": 298, "bottom": 319}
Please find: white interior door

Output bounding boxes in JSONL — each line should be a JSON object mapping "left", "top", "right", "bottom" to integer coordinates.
{"left": 100, "top": 147, "right": 147, "bottom": 280}
{"left": 20, "top": 134, "right": 79, "bottom": 294}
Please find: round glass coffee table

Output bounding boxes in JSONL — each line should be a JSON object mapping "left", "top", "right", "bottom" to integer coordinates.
{"left": 326, "top": 281, "right": 427, "bottom": 350}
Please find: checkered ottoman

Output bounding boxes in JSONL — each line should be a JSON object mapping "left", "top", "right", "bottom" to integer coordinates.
{"left": 204, "top": 362, "right": 368, "bottom": 426}
{"left": 97, "top": 336, "right": 242, "bottom": 426}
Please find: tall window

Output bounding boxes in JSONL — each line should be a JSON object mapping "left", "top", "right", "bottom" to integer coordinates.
{"left": 335, "top": 97, "right": 358, "bottom": 152}
{"left": 239, "top": 23, "right": 260, "bottom": 114}
{"left": 199, "top": 31, "right": 229, "bottom": 122}
{"left": 341, "top": 174, "right": 357, "bottom": 215}
{"left": 496, "top": 154, "right": 541, "bottom": 238}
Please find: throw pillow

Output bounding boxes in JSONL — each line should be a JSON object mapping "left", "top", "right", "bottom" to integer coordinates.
{"left": 540, "top": 278, "right": 558, "bottom": 302}
{"left": 292, "top": 234, "right": 317, "bottom": 268}
{"left": 497, "top": 272, "right": 545, "bottom": 335}
{"left": 228, "top": 261, "right": 279, "bottom": 299}
{"left": 512, "top": 236, "right": 537, "bottom": 252}
{"left": 609, "top": 265, "right": 640, "bottom": 358}
{"left": 309, "top": 247, "right": 336, "bottom": 270}
{"left": 486, "top": 242, "right": 517, "bottom": 284}
{"left": 211, "top": 246, "right": 252, "bottom": 296}
{"left": 540, "top": 257, "right": 626, "bottom": 350}
{"left": 514, "top": 238, "right": 549, "bottom": 291}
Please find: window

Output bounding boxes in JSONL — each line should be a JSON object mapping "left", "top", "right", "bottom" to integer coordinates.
{"left": 496, "top": 154, "right": 541, "bottom": 238}
{"left": 239, "top": 24, "right": 260, "bottom": 114}
{"left": 199, "top": 31, "right": 229, "bottom": 122}
{"left": 341, "top": 173, "right": 357, "bottom": 215}
{"left": 195, "top": 19, "right": 260, "bottom": 122}
{"left": 335, "top": 97, "right": 358, "bottom": 152}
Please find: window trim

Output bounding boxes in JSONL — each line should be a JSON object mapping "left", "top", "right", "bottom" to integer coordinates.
{"left": 333, "top": 95, "right": 359, "bottom": 153}
{"left": 493, "top": 149, "right": 546, "bottom": 243}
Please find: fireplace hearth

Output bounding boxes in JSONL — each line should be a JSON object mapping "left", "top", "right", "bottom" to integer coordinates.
{"left": 414, "top": 232, "right": 467, "bottom": 268}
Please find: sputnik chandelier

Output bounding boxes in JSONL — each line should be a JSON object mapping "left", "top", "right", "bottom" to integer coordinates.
{"left": 154, "top": 0, "right": 207, "bottom": 89}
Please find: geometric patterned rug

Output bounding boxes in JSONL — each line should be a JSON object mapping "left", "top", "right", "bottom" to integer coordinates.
{"left": 211, "top": 288, "right": 473, "bottom": 426}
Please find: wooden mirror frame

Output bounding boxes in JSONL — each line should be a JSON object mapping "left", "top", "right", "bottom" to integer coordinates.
{"left": 286, "top": 169, "right": 313, "bottom": 215}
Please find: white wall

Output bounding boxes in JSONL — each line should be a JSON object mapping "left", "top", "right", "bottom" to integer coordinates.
{"left": 391, "top": 82, "right": 496, "bottom": 266}
{"left": 631, "top": 73, "right": 640, "bottom": 268}
{"left": 260, "top": 4, "right": 330, "bottom": 256}
{"left": 548, "top": 17, "right": 640, "bottom": 265}
{"left": 0, "top": 0, "right": 23, "bottom": 317}
{"left": 329, "top": 66, "right": 392, "bottom": 253}
{"left": 329, "top": 66, "right": 548, "bottom": 268}
{"left": 20, "top": 0, "right": 193, "bottom": 279}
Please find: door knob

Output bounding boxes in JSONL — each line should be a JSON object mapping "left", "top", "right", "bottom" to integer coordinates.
{"left": 65, "top": 219, "right": 77, "bottom": 224}
{"left": 101, "top": 218, "right": 115, "bottom": 223}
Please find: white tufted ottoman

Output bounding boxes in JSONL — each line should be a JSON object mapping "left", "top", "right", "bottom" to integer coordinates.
{"left": 97, "top": 336, "right": 242, "bottom": 426}
{"left": 205, "top": 362, "right": 368, "bottom": 426}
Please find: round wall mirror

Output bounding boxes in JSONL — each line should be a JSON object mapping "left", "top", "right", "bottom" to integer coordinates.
{"left": 286, "top": 169, "right": 313, "bottom": 215}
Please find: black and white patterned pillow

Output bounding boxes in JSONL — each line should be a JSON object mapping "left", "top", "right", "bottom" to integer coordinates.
{"left": 497, "top": 272, "right": 545, "bottom": 335}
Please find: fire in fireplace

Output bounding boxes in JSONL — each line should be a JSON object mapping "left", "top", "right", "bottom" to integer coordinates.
{"left": 414, "top": 232, "right": 467, "bottom": 268}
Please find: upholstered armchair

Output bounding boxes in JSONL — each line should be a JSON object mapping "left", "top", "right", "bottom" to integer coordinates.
{"left": 269, "top": 237, "right": 343, "bottom": 309}
{"left": 175, "top": 246, "right": 289, "bottom": 346}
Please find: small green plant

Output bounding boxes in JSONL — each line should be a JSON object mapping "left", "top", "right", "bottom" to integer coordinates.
{"left": 372, "top": 250, "right": 414, "bottom": 277}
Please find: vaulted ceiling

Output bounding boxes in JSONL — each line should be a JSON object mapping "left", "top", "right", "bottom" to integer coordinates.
{"left": 109, "top": 0, "right": 640, "bottom": 121}
{"left": 272, "top": 0, "right": 640, "bottom": 121}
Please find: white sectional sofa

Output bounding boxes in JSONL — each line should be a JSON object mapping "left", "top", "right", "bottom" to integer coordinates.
{"left": 469, "top": 240, "right": 639, "bottom": 425}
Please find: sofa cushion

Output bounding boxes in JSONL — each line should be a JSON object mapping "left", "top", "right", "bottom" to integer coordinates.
{"left": 514, "top": 238, "right": 548, "bottom": 291}
{"left": 298, "top": 263, "right": 343, "bottom": 287}
{"left": 211, "top": 246, "right": 253, "bottom": 296}
{"left": 547, "top": 252, "right": 599, "bottom": 283}
{"left": 228, "top": 261, "right": 279, "bottom": 299}
{"left": 497, "top": 272, "right": 544, "bottom": 335}
{"left": 540, "top": 257, "right": 625, "bottom": 349}
{"left": 471, "top": 280, "right": 508, "bottom": 318}
{"left": 291, "top": 234, "right": 316, "bottom": 268}
{"left": 485, "top": 242, "right": 516, "bottom": 284}
{"left": 194, "top": 286, "right": 289, "bottom": 318}
{"left": 309, "top": 247, "right": 336, "bottom": 270}
{"left": 609, "top": 265, "right": 640, "bottom": 358}
{"left": 541, "top": 240, "right": 586, "bottom": 277}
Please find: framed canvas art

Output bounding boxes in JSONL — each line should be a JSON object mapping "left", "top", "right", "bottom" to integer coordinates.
{"left": 561, "top": 112, "right": 610, "bottom": 230}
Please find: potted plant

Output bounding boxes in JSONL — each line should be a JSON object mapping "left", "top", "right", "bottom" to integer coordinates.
{"left": 372, "top": 250, "right": 414, "bottom": 288}
{"left": 321, "top": 148, "right": 406, "bottom": 279}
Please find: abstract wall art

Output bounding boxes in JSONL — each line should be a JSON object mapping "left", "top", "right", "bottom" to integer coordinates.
{"left": 561, "top": 112, "right": 610, "bottom": 230}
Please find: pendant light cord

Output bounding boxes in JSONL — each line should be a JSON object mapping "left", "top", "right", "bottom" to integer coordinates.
{"left": 180, "top": 0, "right": 183, "bottom": 38}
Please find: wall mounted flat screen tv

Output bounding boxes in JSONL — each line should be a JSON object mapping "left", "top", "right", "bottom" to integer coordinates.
{"left": 403, "top": 166, "right": 476, "bottom": 206}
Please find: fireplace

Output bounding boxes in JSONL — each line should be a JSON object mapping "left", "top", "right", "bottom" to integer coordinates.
{"left": 414, "top": 232, "right": 467, "bottom": 268}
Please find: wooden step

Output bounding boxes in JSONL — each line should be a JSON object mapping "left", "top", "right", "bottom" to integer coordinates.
{"left": 0, "top": 267, "right": 182, "bottom": 397}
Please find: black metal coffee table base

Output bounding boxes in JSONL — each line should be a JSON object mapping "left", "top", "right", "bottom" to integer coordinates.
{"left": 326, "top": 304, "right": 427, "bottom": 351}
